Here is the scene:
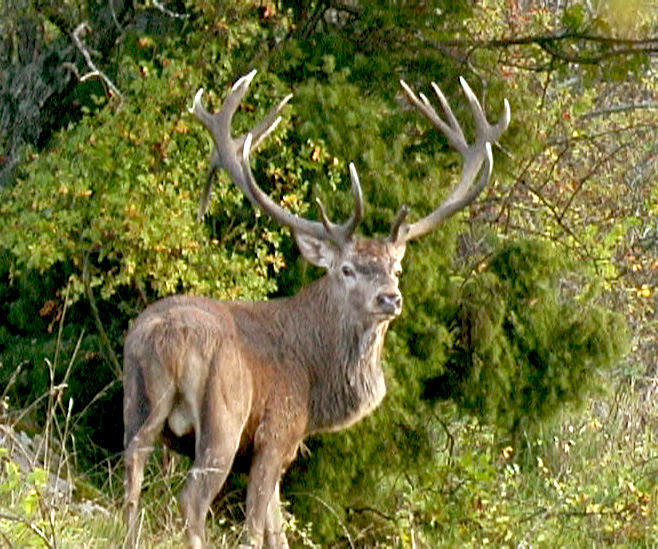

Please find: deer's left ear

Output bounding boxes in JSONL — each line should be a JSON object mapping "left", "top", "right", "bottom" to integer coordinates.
{"left": 294, "top": 231, "right": 340, "bottom": 269}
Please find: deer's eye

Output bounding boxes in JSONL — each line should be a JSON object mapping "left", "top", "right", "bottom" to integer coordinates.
{"left": 341, "top": 264, "right": 356, "bottom": 279}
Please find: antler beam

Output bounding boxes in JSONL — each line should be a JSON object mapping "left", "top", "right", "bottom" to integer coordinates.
{"left": 393, "top": 78, "right": 511, "bottom": 243}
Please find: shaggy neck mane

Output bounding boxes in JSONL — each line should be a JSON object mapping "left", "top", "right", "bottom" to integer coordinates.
{"left": 270, "top": 276, "right": 390, "bottom": 434}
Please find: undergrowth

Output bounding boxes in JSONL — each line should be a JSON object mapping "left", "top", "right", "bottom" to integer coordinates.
{"left": 1, "top": 356, "right": 657, "bottom": 547}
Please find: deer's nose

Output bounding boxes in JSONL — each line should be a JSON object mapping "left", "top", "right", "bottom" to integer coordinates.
{"left": 377, "top": 292, "right": 402, "bottom": 315}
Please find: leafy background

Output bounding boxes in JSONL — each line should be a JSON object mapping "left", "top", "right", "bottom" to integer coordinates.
{"left": 0, "top": 0, "right": 656, "bottom": 546}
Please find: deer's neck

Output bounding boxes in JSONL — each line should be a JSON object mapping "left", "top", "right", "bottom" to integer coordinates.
{"left": 281, "top": 278, "right": 390, "bottom": 434}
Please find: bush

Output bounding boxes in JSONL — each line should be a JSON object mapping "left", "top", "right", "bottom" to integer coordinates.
{"left": 423, "top": 238, "right": 628, "bottom": 434}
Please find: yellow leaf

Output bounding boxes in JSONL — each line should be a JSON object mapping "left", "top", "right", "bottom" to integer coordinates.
{"left": 174, "top": 120, "right": 189, "bottom": 134}
{"left": 636, "top": 285, "right": 652, "bottom": 297}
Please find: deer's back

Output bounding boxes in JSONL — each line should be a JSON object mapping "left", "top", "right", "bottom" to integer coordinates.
{"left": 125, "top": 296, "right": 240, "bottom": 377}
{"left": 123, "top": 295, "right": 310, "bottom": 446}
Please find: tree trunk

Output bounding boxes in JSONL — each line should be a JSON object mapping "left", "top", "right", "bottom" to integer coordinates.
{"left": 0, "top": 1, "right": 135, "bottom": 186}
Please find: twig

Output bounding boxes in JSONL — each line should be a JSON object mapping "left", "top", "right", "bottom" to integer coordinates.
{"left": 0, "top": 512, "right": 53, "bottom": 548}
{"left": 70, "top": 379, "right": 120, "bottom": 432}
{"left": 83, "top": 252, "right": 123, "bottom": 378}
{"left": 347, "top": 505, "right": 396, "bottom": 522}
{"left": 300, "top": 0, "right": 328, "bottom": 40}
{"left": 52, "top": 280, "right": 71, "bottom": 380}
{"left": 71, "top": 23, "right": 123, "bottom": 99}
{"left": 36, "top": 490, "right": 58, "bottom": 549}
{"left": 55, "top": 398, "right": 75, "bottom": 502}
{"left": 581, "top": 102, "right": 658, "bottom": 120}
{"left": 49, "top": 327, "right": 84, "bottom": 497}
{"left": 328, "top": 0, "right": 362, "bottom": 17}
{"left": 153, "top": 0, "right": 190, "bottom": 19}
{"left": 109, "top": 0, "right": 123, "bottom": 32}
{"left": 8, "top": 384, "right": 69, "bottom": 468}
{"left": 1, "top": 362, "right": 25, "bottom": 402}
{"left": 0, "top": 526, "right": 14, "bottom": 548}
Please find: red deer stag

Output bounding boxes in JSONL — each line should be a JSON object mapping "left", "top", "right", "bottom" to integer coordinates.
{"left": 123, "top": 70, "right": 510, "bottom": 548}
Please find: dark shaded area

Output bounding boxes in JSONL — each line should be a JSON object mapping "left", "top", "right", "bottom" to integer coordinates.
{"left": 0, "top": 1, "right": 190, "bottom": 187}
{"left": 421, "top": 353, "right": 471, "bottom": 402}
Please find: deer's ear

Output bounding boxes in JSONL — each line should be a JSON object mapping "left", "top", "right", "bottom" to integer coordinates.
{"left": 294, "top": 232, "right": 339, "bottom": 269}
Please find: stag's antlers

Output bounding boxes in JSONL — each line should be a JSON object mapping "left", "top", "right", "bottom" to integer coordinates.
{"left": 393, "top": 78, "right": 511, "bottom": 243}
{"left": 191, "top": 70, "right": 510, "bottom": 247}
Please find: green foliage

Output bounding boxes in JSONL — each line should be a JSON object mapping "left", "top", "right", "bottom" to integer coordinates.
{"left": 0, "top": 19, "right": 287, "bottom": 465}
{"left": 1, "top": 52, "right": 279, "bottom": 304}
{"left": 0, "top": 1, "right": 644, "bottom": 547}
{"left": 0, "top": 450, "right": 54, "bottom": 546}
{"left": 398, "top": 393, "right": 658, "bottom": 547}
{"left": 424, "top": 238, "right": 628, "bottom": 432}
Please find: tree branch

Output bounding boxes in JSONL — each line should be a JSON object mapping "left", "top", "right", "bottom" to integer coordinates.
{"left": 71, "top": 23, "right": 123, "bottom": 99}
{"left": 153, "top": 0, "right": 190, "bottom": 20}
{"left": 425, "top": 31, "right": 658, "bottom": 66}
{"left": 581, "top": 102, "right": 658, "bottom": 119}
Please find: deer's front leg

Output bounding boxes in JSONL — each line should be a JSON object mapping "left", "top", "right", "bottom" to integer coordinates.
{"left": 242, "top": 449, "right": 285, "bottom": 548}
{"left": 265, "top": 481, "right": 289, "bottom": 548}
{"left": 242, "top": 421, "right": 300, "bottom": 549}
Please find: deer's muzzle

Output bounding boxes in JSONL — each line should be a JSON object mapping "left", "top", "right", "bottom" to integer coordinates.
{"left": 376, "top": 292, "right": 403, "bottom": 317}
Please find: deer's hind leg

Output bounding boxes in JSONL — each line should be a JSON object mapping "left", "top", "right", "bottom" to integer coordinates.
{"left": 124, "top": 362, "right": 176, "bottom": 548}
{"left": 265, "top": 481, "right": 289, "bottom": 548}
{"left": 178, "top": 350, "right": 252, "bottom": 549}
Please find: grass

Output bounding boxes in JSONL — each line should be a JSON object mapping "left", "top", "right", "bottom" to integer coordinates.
{"left": 429, "top": 380, "right": 658, "bottom": 547}
{"left": 2, "top": 379, "right": 656, "bottom": 547}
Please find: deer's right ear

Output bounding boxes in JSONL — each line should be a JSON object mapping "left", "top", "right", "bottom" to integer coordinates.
{"left": 294, "top": 232, "right": 339, "bottom": 269}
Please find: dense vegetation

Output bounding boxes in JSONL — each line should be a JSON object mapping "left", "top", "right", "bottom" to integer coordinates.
{"left": 0, "top": 0, "right": 655, "bottom": 546}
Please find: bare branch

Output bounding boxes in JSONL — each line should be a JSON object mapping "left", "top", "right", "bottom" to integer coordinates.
{"left": 153, "top": 0, "right": 190, "bottom": 20}
{"left": 71, "top": 23, "right": 123, "bottom": 99}
{"left": 423, "top": 31, "right": 658, "bottom": 67}
{"left": 580, "top": 102, "right": 658, "bottom": 120}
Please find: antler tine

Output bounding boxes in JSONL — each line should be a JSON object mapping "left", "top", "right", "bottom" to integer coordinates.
{"left": 190, "top": 72, "right": 257, "bottom": 209}
{"left": 400, "top": 79, "right": 466, "bottom": 154}
{"left": 190, "top": 70, "right": 292, "bottom": 217}
{"left": 240, "top": 133, "right": 329, "bottom": 240}
{"left": 240, "top": 134, "right": 364, "bottom": 246}
{"left": 456, "top": 77, "right": 511, "bottom": 146}
{"left": 393, "top": 78, "right": 510, "bottom": 243}
{"left": 388, "top": 205, "right": 410, "bottom": 243}
{"left": 314, "top": 162, "right": 364, "bottom": 244}
{"left": 342, "top": 163, "right": 365, "bottom": 238}
{"left": 250, "top": 93, "right": 293, "bottom": 150}
{"left": 196, "top": 95, "right": 293, "bottom": 220}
